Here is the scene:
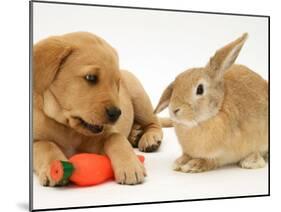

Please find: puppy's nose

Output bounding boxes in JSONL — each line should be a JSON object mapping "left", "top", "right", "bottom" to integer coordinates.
{"left": 106, "top": 106, "right": 122, "bottom": 122}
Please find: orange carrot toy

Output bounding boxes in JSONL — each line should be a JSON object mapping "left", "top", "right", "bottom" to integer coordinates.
{"left": 50, "top": 153, "right": 145, "bottom": 186}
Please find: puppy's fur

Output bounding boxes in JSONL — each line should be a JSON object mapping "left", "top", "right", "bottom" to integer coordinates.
{"left": 155, "top": 33, "right": 268, "bottom": 173}
{"left": 33, "top": 32, "right": 163, "bottom": 186}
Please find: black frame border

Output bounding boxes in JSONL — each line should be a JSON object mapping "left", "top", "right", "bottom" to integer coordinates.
{"left": 29, "top": 0, "right": 270, "bottom": 211}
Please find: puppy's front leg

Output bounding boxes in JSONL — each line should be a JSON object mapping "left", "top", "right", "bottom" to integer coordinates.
{"left": 33, "top": 141, "right": 67, "bottom": 186}
{"left": 130, "top": 87, "right": 163, "bottom": 152}
{"left": 121, "top": 71, "right": 163, "bottom": 152}
{"left": 104, "top": 133, "right": 146, "bottom": 185}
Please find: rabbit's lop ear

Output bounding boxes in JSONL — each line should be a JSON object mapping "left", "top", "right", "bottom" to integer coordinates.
{"left": 33, "top": 36, "right": 72, "bottom": 94}
{"left": 154, "top": 82, "right": 174, "bottom": 114}
{"left": 206, "top": 33, "right": 248, "bottom": 79}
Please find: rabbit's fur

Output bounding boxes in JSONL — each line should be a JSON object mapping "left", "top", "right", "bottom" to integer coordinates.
{"left": 155, "top": 33, "right": 268, "bottom": 172}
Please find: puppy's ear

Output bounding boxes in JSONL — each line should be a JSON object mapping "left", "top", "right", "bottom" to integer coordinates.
{"left": 154, "top": 82, "right": 174, "bottom": 114}
{"left": 206, "top": 33, "right": 248, "bottom": 79}
{"left": 33, "top": 36, "right": 72, "bottom": 93}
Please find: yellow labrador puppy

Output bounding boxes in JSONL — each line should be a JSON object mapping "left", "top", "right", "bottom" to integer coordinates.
{"left": 33, "top": 32, "right": 163, "bottom": 186}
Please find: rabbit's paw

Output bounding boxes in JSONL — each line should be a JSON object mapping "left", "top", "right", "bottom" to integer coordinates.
{"left": 180, "top": 159, "right": 216, "bottom": 173}
{"left": 173, "top": 154, "right": 192, "bottom": 171}
{"left": 239, "top": 153, "right": 266, "bottom": 169}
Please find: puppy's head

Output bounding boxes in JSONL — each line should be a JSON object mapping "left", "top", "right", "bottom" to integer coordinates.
{"left": 34, "top": 32, "right": 122, "bottom": 136}
{"left": 154, "top": 33, "right": 248, "bottom": 128}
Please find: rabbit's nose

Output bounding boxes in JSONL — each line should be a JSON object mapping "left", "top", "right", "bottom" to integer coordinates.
{"left": 173, "top": 108, "right": 180, "bottom": 115}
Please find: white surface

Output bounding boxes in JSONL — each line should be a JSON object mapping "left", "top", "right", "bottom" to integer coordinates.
{"left": 3, "top": 1, "right": 281, "bottom": 212}
{"left": 33, "top": 128, "right": 268, "bottom": 210}
{"left": 32, "top": 1, "right": 269, "bottom": 210}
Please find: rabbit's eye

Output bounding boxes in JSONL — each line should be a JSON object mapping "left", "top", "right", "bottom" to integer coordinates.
{"left": 196, "top": 84, "right": 204, "bottom": 95}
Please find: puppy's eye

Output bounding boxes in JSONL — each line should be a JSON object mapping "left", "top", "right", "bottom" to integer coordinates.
{"left": 85, "top": 74, "right": 98, "bottom": 84}
{"left": 196, "top": 84, "right": 204, "bottom": 95}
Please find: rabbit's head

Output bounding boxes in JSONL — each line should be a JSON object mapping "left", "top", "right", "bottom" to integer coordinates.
{"left": 155, "top": 33, "right": 248, "bottom": 128}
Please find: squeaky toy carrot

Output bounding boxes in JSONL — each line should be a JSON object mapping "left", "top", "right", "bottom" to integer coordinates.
{"left": 50, "top": 153, "right": 145, "bottom": 186}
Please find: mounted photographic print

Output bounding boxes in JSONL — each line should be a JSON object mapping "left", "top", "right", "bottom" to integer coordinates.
{"left": 30, "top": 1, "right": 270, "bottom": 211}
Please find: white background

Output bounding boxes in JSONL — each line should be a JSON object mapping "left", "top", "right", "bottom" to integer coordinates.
{"left": 33, "top": 2, "right": 268, "bottom": 110}
{"left": 32, "top": 1, "right": 269, "bottom": 210}
{"left": 0, "top": 0, "right": 278, "bottom": 212}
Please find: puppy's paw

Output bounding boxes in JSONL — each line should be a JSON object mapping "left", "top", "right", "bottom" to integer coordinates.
{"left": 128, "top": 123, "right": 143, "bottom": 148}
{"left": 239, "top": 153, "right": 266, "bottom": 169}
{"left": 37, "top": 165, "right": 57, "bottom": 187}
{"left": 36, "top": 164, "right": 68, "bottom": 187}
{"left": 138, "top": 129, "right": 162, "bottom": 152}
{"left": 173, "top": 154, "right": 191, "bottom": 171}
{"left": 113, "top": 158, "right": 146, "bottom": 185}
{"left": 180, "top": 159, "right": 215, "bottom": 173}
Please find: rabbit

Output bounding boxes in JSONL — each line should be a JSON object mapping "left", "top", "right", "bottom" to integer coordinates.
{"left": 154, "top": 33, "right": 268, "bottom": 173}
